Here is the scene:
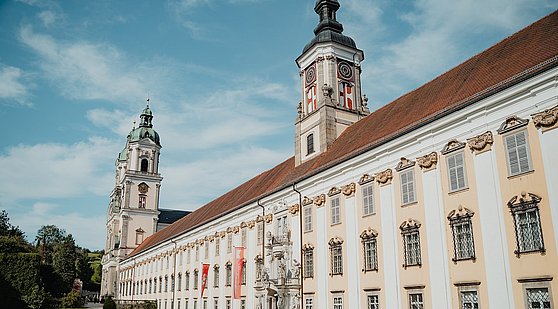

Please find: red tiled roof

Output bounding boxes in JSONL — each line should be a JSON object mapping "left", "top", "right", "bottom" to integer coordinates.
{"left": 129, "top": 10, "right": 558, "bottom": 258}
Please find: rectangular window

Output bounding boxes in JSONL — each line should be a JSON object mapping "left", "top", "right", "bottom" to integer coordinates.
{"left": 185, "top": 300, "right": 188, "bottom": 309}
{"left": 240, "top": 298, "right": 246, "bottom": 309}
{"left": 505, "top": 131, "right": 532, "bottom": 176}
{"left": 363, "top": 237, "right": 378, "bottom": 271}
{"left": 367, "top": 294, "right": 379, "bottom": 309}
{"left": 403, "top": 231, "right": 421, "bottom": 267}
{"left": 400, "top": 170, "right": 416, "bottom": 205}
{"left": 177, "top": 274, "right": 182, "bottom": 291}
{"left": 215, "top": 239, "right": 220, "bottom": 256}
{"left": 214, "top": 298, "right": 219, "bottom": 309}
{"left": 447, "top": 152, "right": 467, "bottom": 191}
{"left": 331, "top": 197, "right": 341, "bottom": 224}
{"left": 138, "top": 195, "right": 146, "bottom": 208}
{"left": 241, "top": 229, "right": 247, "bottom": 247}
{"left": 241, "top": 261, "right": 246, "bottom": 285}
{"left": 303, "top": 249, "right": 314, "bottom": 278}
{"left": 304, "top": 297, "right": 313, "bottom": 309}
{"left": 527, "top": 287, "right": 551, "bottom": 309}
{"left": 451, "top": 219, "right": 475, "bottom": 260}
{"left": 203, "top": 300, "right": 207, "bottom": 309}
{"left": 205, "top": 242, "right": 209, "bottom": 258}
{"left": 330, "top": 242, "right": 343, "bottom": 275}
{"left": 226, "top": 264, "right": 232, "bottom": 286}
{"left": 307, "top": 133, "right": 315, "bottom": 155}
{"left": 409, "top": 293, "right": 423, "bottom": 309}
{"left": 226, "top": 299, "right": 232, "bottom": 309}
{"left": 194, "top": 270, "right": 199, "bottom": 290}
{"left": 333, "top": 295, "right": 343, "bottom": 309}
{"left": 460, "top": 290, "right": 479, "bottom": 309}
{"left": 362, "top": 184, "right": 374, "bottom": 215}
{"left": 516, "top": 209, "right": 544, "bottom": 253}
{"left": 196, "top": 246, "right": 199, "bottom": 261}
{"left": 304, "top": 206, "right": 313, "bottom": 232}
{"left": 185, "top": 272, "right": 190, "bottom": 290}
{"left": 213, "top": 267, "right": 219, "bottom": 288}
{"left": 227, "top": 234, "right": 233, "bottom": 253}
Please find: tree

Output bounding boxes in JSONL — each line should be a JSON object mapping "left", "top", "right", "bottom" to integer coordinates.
{"left": 0, "top": 210, "right": 25, "bottom": 238}
{"left": 36, "top": 225, "right": 66, "bottom": 265}
{"left": 52, "top": 234, "right": 77, "bottom": 292}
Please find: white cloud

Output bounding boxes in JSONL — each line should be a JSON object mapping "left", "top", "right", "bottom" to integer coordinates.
{"left": 11, "top": 202, "right": 106, "bottom": 249}
{"left": 0, "top": 65, "right": 32, "bottom": 106}
{"left": 0, "top": 137, "right": 118, "bottom": 201}
{"left": 38, "top": 10, "right": 58, "bottom": 27}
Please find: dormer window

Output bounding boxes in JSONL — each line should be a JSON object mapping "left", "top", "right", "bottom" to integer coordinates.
{"left": 141, "top": 159, "right": 149, "bottom": 172}
{"left": 307, "top": 134, "right": 315, "bottom": 155}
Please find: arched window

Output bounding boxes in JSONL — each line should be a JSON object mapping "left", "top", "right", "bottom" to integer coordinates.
{"left": 141, "top": 159, "right": 149, "bottom": 172}
{"left": 307, "top": 133, "right": 314, "bottom": 155}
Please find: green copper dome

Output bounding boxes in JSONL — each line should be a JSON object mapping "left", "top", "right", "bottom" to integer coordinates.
{"left": 127, "top": 126, "right": 161, "bottom": 146}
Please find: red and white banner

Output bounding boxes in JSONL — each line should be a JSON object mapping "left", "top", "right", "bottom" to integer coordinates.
{"left": 233, "top": 246, "right": 244, "bottom": 299}
{"left": 200, "top": 263, "right": 210, "bottom": 298}
{"left": 338, "top": 82, "right": 354, "bottom": 110}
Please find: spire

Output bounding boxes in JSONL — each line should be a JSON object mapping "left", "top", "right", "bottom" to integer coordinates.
{"left": 139, "top": 101, "right": 153, "bottom": 128}
{"left": 302, "top": 0, "right": 357, "bottom": 53}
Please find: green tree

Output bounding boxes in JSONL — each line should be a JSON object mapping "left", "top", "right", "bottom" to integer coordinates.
{"left": 52, "top": 234, "right": 77, "bottom": 291}
{"left": 0, "top": 209, "right": 25, "bottom": 237}
{"left": 36, "top": 225, "right": 66, "bottom": 265}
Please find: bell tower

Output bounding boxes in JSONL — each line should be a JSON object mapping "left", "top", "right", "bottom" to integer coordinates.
{"left": 101, "top": 103, "right": 163, "bottom": 298}
{"left": 295, "top": 0, "right": 369, "bottom": 166}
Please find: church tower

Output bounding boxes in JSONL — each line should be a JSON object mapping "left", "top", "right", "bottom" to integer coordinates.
{"left": 295, "top": 0, "right": 369, "bottom": 166}
{"left": 101, "top": 103, "right": 163, "bottom": 298}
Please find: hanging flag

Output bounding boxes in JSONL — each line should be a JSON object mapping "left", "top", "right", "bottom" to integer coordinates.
{"left": 338, "top": 82, "right": 354, "bottom": 110}
{"left": 200, "top": 263, "right": 210, "bottom": 298}
{"left": 307, "top": 86, "right": 316, "bottom": 113}
{"left": 233, "top": 246, "right": 245, "bottom": 299}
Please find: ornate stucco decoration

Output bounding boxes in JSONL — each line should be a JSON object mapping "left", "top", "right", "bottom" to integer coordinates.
{"left": 206, "top": 235, "right": 214, "bottom": 242}
{"left": 507, "top": 191, "right": 542, "bottom": 209}
{"left": 416, "top": 152, "right": 438, "bottom": 171}
{"left": 264, "top": 213, "right": 273, "bottom": 223}
{"left": 302, "top": 196, "right": 313, "bottom": 206}
{"left": 447, "top": 205, "right": 475, "bottom": 220}
{"left": 247, "top": 220, "right": 256, "bottom": 229}
{"left": 532, "top": 105, "right": 558, "bottom": 132}
{"left": 138, "top": 182, "right": 149, "bottom": 194}
{"left": 376, "top": 169, "right": 393, "bottom": 185}
{"left": 289, "top": 204, "right": 300, "bottom": 215}
{"left": 441, "top": 139, "right": 466, "bottom": 155}
{"left": 219, "top": 231, "right": 226, "bottom": 238}
{"left": 302, "top": 243, "right": 314, "bottom": 251}
{"left": 240, "top": 221, "right": 247, "bottom": 228}
{"left": 328, "top": 237, "right": 344, "bottom": 246}
{"left": 232, "top": 226, "right": 240, "bottom": 234}
{"left": 197, "top": 238, "right": 205, "bottom": 245}
{"left": 467, "top": 131, "right": 494, "bottom": 154}
{"left": 395, "top": 157, "right": 416, "bottom": 172}
{"left": 226, "top": 227, "right": 234, "bottom": 234}
{"left": 497, "top": 115, "right": 529, "bottom": 134}
{"left": 256, "top": 215, "right": 264, "bottom": 223}
{"left": 400, "top": 218, "right": 421, "bottom": 231}
{"left": 328, "top": 187, "right": 341, "bottom": 197}
{"left": 325, "top": 55, "right": 336, "bottom": 61}
{"left": 316, "top": 56, "right": 325, "bottom": 63}
{"left": 341, "top": 183, "right": 356, "bottom": 197}
{"left": 358, "top": 173, "right": 375, "bottom": 185}
{"left": 313, "top": 194, "right": 326, "bottom": 207}
{"left": 360, "top": 227, "right": 378, "bottom": 240}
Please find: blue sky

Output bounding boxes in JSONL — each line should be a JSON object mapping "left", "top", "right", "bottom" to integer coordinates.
{"left": 1, "top": 0, "right": 556, "bottom": 250}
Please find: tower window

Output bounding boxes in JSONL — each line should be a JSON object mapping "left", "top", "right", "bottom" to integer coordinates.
{"left": 307, "top": 133, "right": 315, "bottom": 155}
{"left": 138, "top": 195, "right": 146, "bottom": 208}
{"left": 141, "top": 159, "right": 149, "bottom": 172}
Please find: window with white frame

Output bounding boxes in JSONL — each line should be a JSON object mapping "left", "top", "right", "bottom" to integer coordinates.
{"left": 329, "top": 238, "right": 343, "bottom": 275}
{"left": 196, "top": 245, "right": 199, "bottom": 261}
{"left": 460, "top": 290, "right": 479, "bottom": 309}
{"left": 333, "top": 294, "right": 343, "bottom": 309}
{"left": 304, "top": 205, "right": 313, "bottom": 232}
{"left": 303, "top": 244, "right": 314, "bottom": 278}
{"left": 304, "top": 296, "right": 313, "bottom": 309}
{"left": 213, "top": 265, "right": 219, "bottom": 288}
{"left": 360, "top": 229, "right": 378, "bottom": 272}
{"left": 135, "top": 229, "right": 144, "bottom": 245}
{"left": 400, "top": 219, "right": 421, "bottom": 267}
{"left": 367, "top": 294, "right": 379, "bottom": 309}
{"left": 164, "top": 275, "right": 168, "bottom": 292}
{"left": 505, "top": 131, "right": 532, "bottom": 176}
{"left": 225, "top": 299, "right": 231, "bottom": 309}
{"left": 177, "top": 273, "right": 182, "bottom": 291}
{"left": 362, "top": 184, "right": 374, "bottom": 215}
{"left": 241, "top": 228, "right": 247, "bottom": 247}
{"left": 447, "top": 152, "right": 467, "bottom": 192}
{"left": 185, "top": 300, "right": 188, "bottom": 309}
{"left": 193, "top": 269, "right": 199, "bottom": 290}
{"left": 331, "top": 196, "right": 341, "bottom": 224}
{"left": 214, "top": 298, "right": 219, "bottom": 309}
{"left": 307, "top": 133, "right": 315, "bottom": 155}
{"left": 400, "top": 169, "right": 416, "bottom": 205}
{"left": 277, "top": 215, "right": 288, "bottom": 239}
{"left": 185, "top": 271, "right": 190, "bottom": 290}
{"left": 171, "top": 274, "right": 175, "bottom": 291}
{"left": 409, "top": 293, "right": 423, "bottom": 309}
{"left": 241, "top": 260, "right": 247, "bottom": 285}
{"left": 526, "top": 287, "right": 552, "bottom": 309}
{"left": 508, "top": 193, "right": 545, "bottom": 255}
{"left": 215, "top": 238, "right": 220, "bottom": 256}
{"left": 448, "top": 207, "right": 476, "bottom": 261}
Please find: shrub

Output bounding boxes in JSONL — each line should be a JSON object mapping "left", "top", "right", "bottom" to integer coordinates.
{"left": 103, "top": 296, "right": 117, "bottom": 309}
{"left": 60, "top": 290, "right": 83, "bottom": 308}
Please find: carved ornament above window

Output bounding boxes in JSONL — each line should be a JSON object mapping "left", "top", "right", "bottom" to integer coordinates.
{"left": 395, "top": 157, "right": 416, "bottom": 172}
{"left": 302, "top": 196, "right": 313, "bottom": 206}
{"left": 328, "top": 237, "right": 344, "bottom": 246}
{"left": 400, "top": 218, "right": 421, "bottom": 231}
{"left": 376, "top": 168, "right": 393, "bottom": 185}
{"left": 441, "top": 139, "right": 466, "bottom": 155}
{"left": 314, "top": 194, "right": 326, "bottom": 207}
{"left": 328, "top": 187, "right": 341, "bottom": 197}
{"left": 507, "top": 192, "right": 542, "bottom": 211}
{"left": 341, "top": 183, "right": 356, "bottom": 196}
{"left": 497, "top": 115, "right": 529, "bottom": 134}
{"left": 289, "top": 204, "right": 300, "bottom": 215}
{"left": 360, "top": 227, "right": 378, "bottom": 240}
{"left": 447, "top": 205, "right": 475, "bottom": 221}
{"left": 358, "top": 173, "right": 375, "bottom": 185}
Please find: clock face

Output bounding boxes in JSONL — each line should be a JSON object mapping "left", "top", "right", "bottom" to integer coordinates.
{"left": 338, "top": 61, "right": 353, "bottom": 80}
{"left": 138, "top": 183, "right": 149, "bottom": 194}
{"left": 305, "top": 65, "right": 316, "bottom": 86}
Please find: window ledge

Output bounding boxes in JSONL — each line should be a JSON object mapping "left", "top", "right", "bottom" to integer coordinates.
{"left": 401, "top": 201, "right": 418, "bottom": 208}
{"left": 331, "top": 222, "right": 342, "bottom": 226}
{"left": 448, "top": 187, "right": 469, "bottom": 195}
{"left": 508, "top": 169, "right": 535, "bottom": 179}
{"left": 362, "top": 212, "right": 377, "bottom": 218}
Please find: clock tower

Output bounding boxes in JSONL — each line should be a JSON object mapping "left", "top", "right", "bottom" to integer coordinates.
{"left": 295, "top": 0, "right": 369, "bottom": 166}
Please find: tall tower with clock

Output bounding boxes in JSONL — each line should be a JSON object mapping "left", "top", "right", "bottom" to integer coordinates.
{"left": 295, "top": 0, "right": 369, "bottom": 166}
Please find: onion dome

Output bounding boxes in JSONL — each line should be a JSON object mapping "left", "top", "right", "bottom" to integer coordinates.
{"left": 127, "top": 104, "right": 161, "bottom": 146}
{"left": 302, "top": 0, "right": 358, "bottom": 53}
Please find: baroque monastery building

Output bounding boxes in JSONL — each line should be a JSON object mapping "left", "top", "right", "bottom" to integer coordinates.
{"left": 103, "top": 2, "right": 558, "bottom": 309}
